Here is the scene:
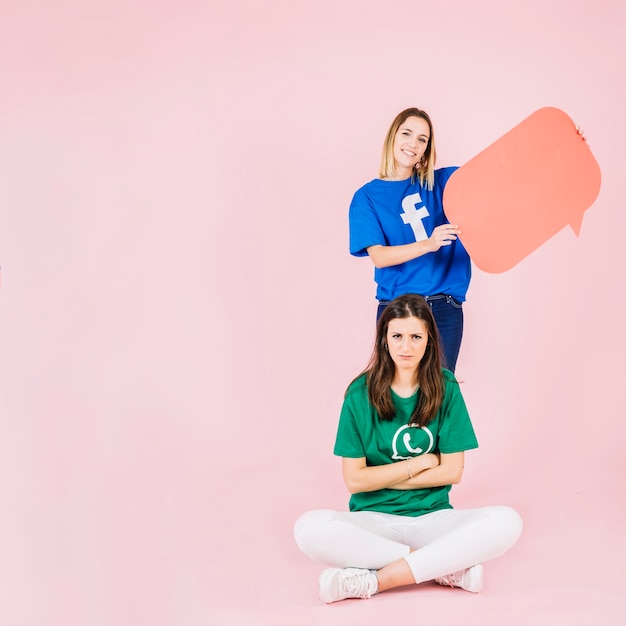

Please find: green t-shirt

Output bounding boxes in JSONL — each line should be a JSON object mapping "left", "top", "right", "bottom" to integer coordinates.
{"left": 334, "top": 370, "right": 478, "bottom": 517}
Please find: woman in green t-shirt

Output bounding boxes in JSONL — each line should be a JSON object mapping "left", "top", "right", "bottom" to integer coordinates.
{"left": 294, "top": 294, "right": 522, "bottom": 603}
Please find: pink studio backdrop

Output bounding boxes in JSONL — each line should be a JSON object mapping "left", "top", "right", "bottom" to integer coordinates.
{"left": 0, "top": 1, "right": 624, "bottom": 625}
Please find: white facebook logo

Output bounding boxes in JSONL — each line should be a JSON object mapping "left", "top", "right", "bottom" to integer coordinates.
{"left": 400, "top": 192, "right": 429, "bottom": 241}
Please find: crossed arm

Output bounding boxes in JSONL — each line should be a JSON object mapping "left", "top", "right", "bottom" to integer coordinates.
{"left": 341, "top": 452, "right": 465, "bottom": 494}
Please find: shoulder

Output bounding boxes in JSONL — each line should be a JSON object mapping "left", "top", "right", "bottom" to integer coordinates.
{"left": 341, "top": 374, "right": 372, "bottom": 419}
{"left": 441, "top": 368, "right": 462, "bottom": 394}
{"left": 350, "top": 180, "right": 379, "bottom": 214}
{"left": 352, "top": 179, "right": 381, "bottom": 197}
{"left": 352, "top": 178, "right": 412, "bottom": 199}
{"left": 344, "top": 373, "right": 371, "bottom": 407}
{"left": 435, "top": 166, "right": 459, "bottom": 184}
{"left": 442, "top": 368, "right": 458, "bottom": 383}
{"left": 345, "top": 372, "right": 368, "bottom": 397}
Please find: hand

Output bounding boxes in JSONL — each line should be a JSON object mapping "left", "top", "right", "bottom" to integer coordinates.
{"left": 413, "top": 453, "right": 440, "bottom": 473}
{"left": 428, "top": 224, "right": 460, "bottom": 252}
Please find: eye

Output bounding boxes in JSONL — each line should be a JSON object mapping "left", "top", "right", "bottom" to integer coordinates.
{"left": 419, "top": 137, "right": 428, "bottom": 144}
{"left": 391, "top": 333, "right": 401, "bottom": 339}
{"left": 401, "top": 131, "right": 411, "bottom": 136}
{"left": 412, "top": 334, "right": 423, "bottom": 341}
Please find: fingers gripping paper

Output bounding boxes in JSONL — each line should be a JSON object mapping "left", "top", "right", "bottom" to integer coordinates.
{"left": 443, "top": 107, "right": 601, "bottom": 273}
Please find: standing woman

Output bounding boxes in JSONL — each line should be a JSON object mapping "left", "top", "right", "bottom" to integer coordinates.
{"left": 294, "top": 294, "right": 522, "bottom": 603}
{"left": 349, "top": 108, "right": 469, "bottom": 372}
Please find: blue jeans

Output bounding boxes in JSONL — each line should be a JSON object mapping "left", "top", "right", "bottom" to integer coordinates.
{"left": 376, "top": 295, "right": 464, "bottom": 372}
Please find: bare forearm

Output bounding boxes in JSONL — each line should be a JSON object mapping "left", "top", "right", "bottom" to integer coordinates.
{"left": 366, "top": 224, "right": 460, "bottom": 268}
{"left": 390, "top": 466, "right": 462, "bottom": 490}
{"left": 389, "top": 452, "right": 465, "bottom": 490}
{"left": 367, "top": 242, "right": 434, "bottom": 268}
{"left": 343, "top": 454, "right": 438, "bottom": 494}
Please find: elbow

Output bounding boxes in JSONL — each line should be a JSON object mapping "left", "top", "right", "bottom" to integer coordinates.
{"left": 344, "top": 478, "right": 364, "bottom": 494}
{"left": 366, "top": 246, "right": 389, "bottom": 269}
{"left": 449, "top": 469, "right": 464, "bottom": 485}
{"left": 368, "top": 254, "right": 386, "bottom": 269}
{"left": 343, "top": 474, "right": 372, "bottom": 494}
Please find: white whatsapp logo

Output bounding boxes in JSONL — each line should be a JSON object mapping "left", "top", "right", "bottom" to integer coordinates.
{"left": 391, "top": 424, "right": 434, "bottom": 460}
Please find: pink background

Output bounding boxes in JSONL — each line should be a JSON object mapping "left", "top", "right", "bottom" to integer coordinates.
{"left": 1, "top": 1, "right": 624, "bottom": 624}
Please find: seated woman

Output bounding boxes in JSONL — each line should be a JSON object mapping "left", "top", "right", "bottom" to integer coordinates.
{"left": 294, "top": 294, "right": 522, "bottom": 603}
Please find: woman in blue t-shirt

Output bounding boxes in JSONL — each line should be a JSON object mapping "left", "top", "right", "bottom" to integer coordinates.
{"left": 349, "top": 107, "right": 470, "bottom": 372}
{"left": 294, "top": 294, "right": 521, "bottom": 603}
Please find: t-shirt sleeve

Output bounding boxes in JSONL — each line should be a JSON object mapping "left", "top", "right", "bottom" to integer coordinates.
{"left": 437, "top": 372, "right": 479, "bottom": 454}
{"left": 349, "top": 187, "right": 387, "bottom": 257}
{"left": 437, "top": 166, "right": 459, "bottom": 191}
{"left": 334, "top": 389, "right": 367, "bottom": 458}
{"left": 439, "top": 166, "right": 459, "bottom": 219}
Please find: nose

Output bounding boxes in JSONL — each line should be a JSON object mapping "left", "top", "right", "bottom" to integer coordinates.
{"left": 401, "top": 337, "right": 411, "bottom": 351}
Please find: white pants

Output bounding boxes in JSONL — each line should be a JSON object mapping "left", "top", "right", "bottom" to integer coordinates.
{"left": 294, "top": 506, "right": 522, "bottom": 583}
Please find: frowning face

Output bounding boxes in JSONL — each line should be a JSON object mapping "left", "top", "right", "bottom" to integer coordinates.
{"left": 386, "top": 316, "right": 429, "bottom": 375}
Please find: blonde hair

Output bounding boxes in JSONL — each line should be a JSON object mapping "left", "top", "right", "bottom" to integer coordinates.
{"left": 379, "top": 108, "right": 436, "bottom": 190}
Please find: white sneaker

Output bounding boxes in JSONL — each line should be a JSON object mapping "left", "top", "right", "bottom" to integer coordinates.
{"left": 434, "top": 564, "right": 483, "bottom": 593}
{"left": 318, "top": 567, "right": 379, "bottom": 603}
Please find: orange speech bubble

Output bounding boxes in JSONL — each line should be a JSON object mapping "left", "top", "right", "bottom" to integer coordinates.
{"left": 443, "top": 107, "right": 601, "bottom": 273}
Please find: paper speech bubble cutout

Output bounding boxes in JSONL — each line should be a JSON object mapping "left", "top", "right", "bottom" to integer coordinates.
{"left": 443, "top": 107, "right": 601, "bottom": 273}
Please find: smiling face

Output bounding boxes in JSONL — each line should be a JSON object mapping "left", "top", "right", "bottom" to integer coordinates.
{"left": 386, "top": 315, "right": 429, "bottom": 375}
{"left": 392, "top": 116, "right": 431, "bottom": 180}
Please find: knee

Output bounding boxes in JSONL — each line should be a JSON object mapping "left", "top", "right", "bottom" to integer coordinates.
{"left": 293, "top": 509, "right": 336, "bottom": 555}
{"left": 489, "top": 506, "right": 523, "bottom": 549}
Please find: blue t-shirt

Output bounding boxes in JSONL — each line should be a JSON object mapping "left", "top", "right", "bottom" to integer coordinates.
{"left": 349, "top": 168, "right": 471, "bottom": 302}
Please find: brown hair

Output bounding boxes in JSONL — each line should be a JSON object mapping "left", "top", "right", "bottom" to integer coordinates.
{"left": 361, "top": 294, "right": 445, "bottom": 426}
